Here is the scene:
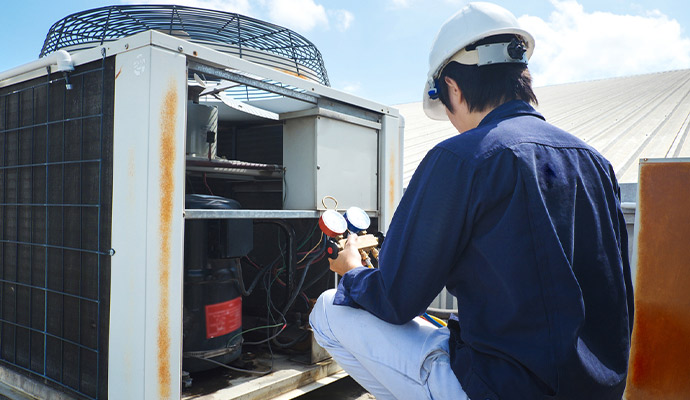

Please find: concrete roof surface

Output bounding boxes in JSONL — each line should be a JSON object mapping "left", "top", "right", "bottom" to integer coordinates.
{"left": 397, "top": 69, "right": 690, "bottom": 186}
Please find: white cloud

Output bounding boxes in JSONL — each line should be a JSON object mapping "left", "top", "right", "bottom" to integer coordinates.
{"left": 267, "top": 0, "right": 329, "bottom": 32}
{"left": 389, "top": 0, "right": 465, "bottom": 9}
{"left": 330, "top": 9, "right": 355, "bottom": 32}
{"left": 442, "top": 0, "right": 468, "bottom": 5}
{"left": 119, "top": 0, "right": 352, "bottom": 33}
{"left": 520, "top": 0, "right": 690, "bottom": 86}
{"left": 120, "top": 0, "right": 256, "bottom": 17}
{"left": 389, "top": 0, "right": 410, "bottom": 8}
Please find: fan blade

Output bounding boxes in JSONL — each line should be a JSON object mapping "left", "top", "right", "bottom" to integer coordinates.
{"left": 200, "top": 81, "right": 240, "bottom": 96}
{"left": 214, "top": 94, "right": 279, "bottom": 120}
{"left": 193, "top": 73, "right": 206, "bottom": 88}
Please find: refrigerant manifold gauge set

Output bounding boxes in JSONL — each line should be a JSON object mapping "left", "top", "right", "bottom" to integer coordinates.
{"left": 318, "top": 196, "right": 384, "bottom": 268}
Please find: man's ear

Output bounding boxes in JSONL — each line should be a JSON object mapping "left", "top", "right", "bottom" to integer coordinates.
{"left": 444, "top": 76, "right": 463, "bottom": 103}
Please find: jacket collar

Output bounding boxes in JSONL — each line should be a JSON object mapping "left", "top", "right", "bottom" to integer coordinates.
{"left": 478, "top": 100, "right": 545, "bottom": 128}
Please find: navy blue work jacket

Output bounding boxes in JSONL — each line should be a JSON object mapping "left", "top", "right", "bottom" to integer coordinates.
{"left": 334, "top": 100, "right": 634, "bottom": 399}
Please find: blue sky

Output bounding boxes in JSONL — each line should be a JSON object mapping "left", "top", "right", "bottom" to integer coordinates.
{"left": 2, "top": 1, "right": 689, "bottom": 106}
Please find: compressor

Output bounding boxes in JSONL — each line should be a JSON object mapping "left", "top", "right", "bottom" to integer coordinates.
{"left": 182, "top": 194, "right": 253, "bottom": 372}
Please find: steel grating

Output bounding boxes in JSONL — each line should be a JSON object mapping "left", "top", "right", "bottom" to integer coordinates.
{"left": 0, "top": 56, "right": 114, "bottom": 399}
{"left": 40, "top": 5, "right": 330, "bottom": 87}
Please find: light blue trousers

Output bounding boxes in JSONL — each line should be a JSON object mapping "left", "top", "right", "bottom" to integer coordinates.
{"left": 309, "top": 289, "right": 468, "bottom": 400}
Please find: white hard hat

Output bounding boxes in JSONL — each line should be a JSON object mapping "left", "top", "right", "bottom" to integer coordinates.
{"left": 423, "top": 2, "right": 535, "bottom": 120}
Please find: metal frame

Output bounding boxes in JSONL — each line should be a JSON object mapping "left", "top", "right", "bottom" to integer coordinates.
{"left": 184, "top": 209, "right": 377, "bottom": 220}
{"left": 3, "top": 31, "right": 399, "bottom": 117}
{"left": 188, "top": 61, "right": 318, "bottom": 104}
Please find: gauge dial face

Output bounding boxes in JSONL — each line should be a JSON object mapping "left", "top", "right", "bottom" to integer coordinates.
{"left": 345, "top": 206, "right": 370, "bottom": 232}
{"left": 319, "top": 209, "right": 347, "bottom": 237}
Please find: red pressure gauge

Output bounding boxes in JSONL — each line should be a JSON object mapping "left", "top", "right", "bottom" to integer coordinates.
{"left": 319, "top": 209, "right": 347, "bottom": 238}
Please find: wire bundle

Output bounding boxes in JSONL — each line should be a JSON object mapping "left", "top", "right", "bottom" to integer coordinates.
{"left": 240, "top": 222, "right": 328, "bottom": 348}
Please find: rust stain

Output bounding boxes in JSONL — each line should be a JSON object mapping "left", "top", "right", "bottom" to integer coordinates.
{"left": 274, "top": 67, "right": 309, "bottom": 80}
{"left": 157, "top": 79, "right": 178, "bottom": 399}
{"left": 626, "top": 161, "right": 690, "bottom": 399}
{"left": 115, "top": 67, "right": 122, "bottom": 80}
{"left": 627, "top": 305, "right": 690, "bottom": 399}
{"left": 127, "top": 149, "right": 136, "bottom": 206}
{"left": 388, "top": 153, "right": 396, "bottom": 213}
{"left": 128, "top": 148, "right": 135, "bottom": 177}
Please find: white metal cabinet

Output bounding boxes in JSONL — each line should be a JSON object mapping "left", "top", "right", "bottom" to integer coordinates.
{"left": 283, "top": 109, "right": 379, "bottom": 213}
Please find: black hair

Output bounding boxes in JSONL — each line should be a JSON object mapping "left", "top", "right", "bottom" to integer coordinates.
{"left": 438, "top": 34, "right": 538, "bottom": 114}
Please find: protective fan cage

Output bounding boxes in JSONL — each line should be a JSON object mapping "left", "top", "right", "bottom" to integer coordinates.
{"left": 40, "top": 5, "right": 330, "bottom": 86}
{"left": 0, "top": 57, "right": 114, "bottom": 399}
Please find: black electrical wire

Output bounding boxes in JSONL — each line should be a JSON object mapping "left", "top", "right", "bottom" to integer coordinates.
{"left": 279, "top": 234, "right": 326, "bottom": 317}
{"left": 254, "top": 220, "right": 297, "bottom": 308}
{"left": 237, "top": 220, "right": 309, "bottom": 297}
{"left": 263, "top": 261, "right": 282, "bottom": 334}
{"left": 242, "top": 321, "right": 288, "bottom": 345}
{"left": 234, "top": 223, "right": 325, "bottom": 352}
{"left": 267, "top": 300, "right": 299, "bottom": 349}
{"left": 236, "top": 222, "right": 320, "bottom": 298}
{"left": 247, "top": 263, "right": 312, "bottom": 310}
{"left": 233, "top": 258, "right": 253, "bottom": 296}
{"left": 185, "top": 355, "right": 272, "bottom": 375}
{"left": 269, "top": 237, "right": 327, "bottom": 349}
{"left": 236, "top": 257, "right": 275, "bottom": 296}
{"left": 300, "top": 260, "right": 332, "bottom": 292}
{"left": 272, "top": 330, "right": 310, "bottom": 348}
{"left": 256, "top": 253, "right": 297, "bottom": 349}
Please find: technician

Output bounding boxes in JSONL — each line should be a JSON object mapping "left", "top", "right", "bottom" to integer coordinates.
{"left": 310, "top": 2, "right": 634, "bottom": 399}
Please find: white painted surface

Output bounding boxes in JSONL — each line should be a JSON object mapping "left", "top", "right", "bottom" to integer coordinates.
{"left": 379, "top": 114, "right": 403, "bottom": 233}
{"left": 283, "top": 111, "right": 380, "bottom": 213}
{"left": 110, "top": 45, "right": 187, "bottom": 400}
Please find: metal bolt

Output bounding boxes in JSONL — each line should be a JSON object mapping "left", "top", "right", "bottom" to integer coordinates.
{"left": 178, "top": 45, "right": 184, "bottom": 52}
{"left": 108, "top": 248, "right": 116, "bottom": 256}
{"left": 125, "top": 43, "right": 129, "bottom": 49}
{"left": 317, "top": 165, "right": 321, "bottom": 170}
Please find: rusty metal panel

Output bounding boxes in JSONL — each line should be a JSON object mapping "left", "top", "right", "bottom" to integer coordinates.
{"left": 110, "top": 46, "right": 187, "bottom": 400}
{"left": 379, "top": 114, "right": 403, "bottom": 233}
{"left": 625, "top": 158, "right": 690, "bottom": 400}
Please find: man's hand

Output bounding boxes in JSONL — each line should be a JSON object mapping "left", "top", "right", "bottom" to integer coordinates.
{"left": 329, "top": 233, "right": 363, "bottom": 276}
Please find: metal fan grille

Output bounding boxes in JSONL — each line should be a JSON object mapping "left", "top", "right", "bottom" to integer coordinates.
{"left": 40, "top": 5, "right": 330, "bottom": 86}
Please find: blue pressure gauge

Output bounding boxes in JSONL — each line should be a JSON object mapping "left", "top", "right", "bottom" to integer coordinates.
{"left": 344, "top": 207, "right": 370, "bottom": 233}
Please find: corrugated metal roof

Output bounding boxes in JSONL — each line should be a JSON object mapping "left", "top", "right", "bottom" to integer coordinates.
{"left": 398, "top": 69, "right": 690, "bottom": 186}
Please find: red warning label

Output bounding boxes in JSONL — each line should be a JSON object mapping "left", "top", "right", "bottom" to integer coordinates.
{"left": 205, "top": 297, "right": 242, "bottom": 339}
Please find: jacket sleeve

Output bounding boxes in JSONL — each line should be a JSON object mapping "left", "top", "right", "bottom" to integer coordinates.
{"left": 334, "top": 147, "right": 477, "bottom": 324}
